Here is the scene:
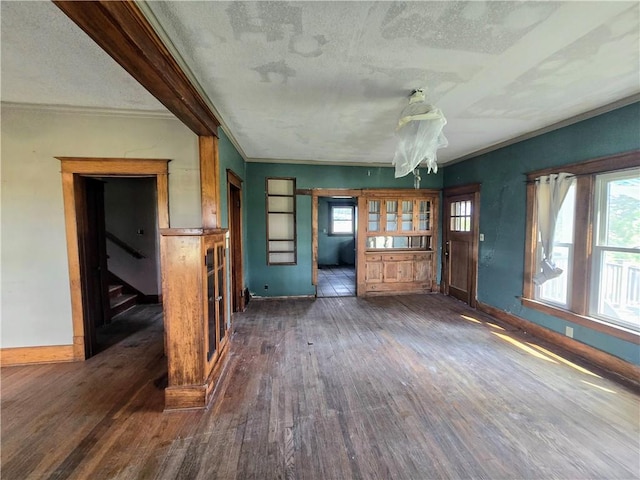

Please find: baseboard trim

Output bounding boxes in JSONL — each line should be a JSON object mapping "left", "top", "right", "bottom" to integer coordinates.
{"left": 476, "top": 301, "right": 640, "bottom": 386}
{"left": 0, "top": 345, "right": 76, "bottom": 367}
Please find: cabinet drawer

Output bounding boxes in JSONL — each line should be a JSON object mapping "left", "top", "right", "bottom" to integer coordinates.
{"left": 367, "top": 254, "right": 382, "bottom": 262}
{"left": 381, "top": 253, "right": 412, "bottom": 262}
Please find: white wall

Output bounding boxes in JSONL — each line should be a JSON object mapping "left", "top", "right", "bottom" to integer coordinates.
{"left": 104, "top": 177, "right": 160, "bottom": 296}
{"left": 0, "top": 105, "right": 200, "bottom": 348}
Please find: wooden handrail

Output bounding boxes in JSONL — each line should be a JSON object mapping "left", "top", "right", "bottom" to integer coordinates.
{"left": 105, "top": 231, "right": 145, "bottom": 259}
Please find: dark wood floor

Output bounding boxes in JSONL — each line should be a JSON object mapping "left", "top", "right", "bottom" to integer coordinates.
{"left": 2, "top": 295, "right": 639, "bottom": 479}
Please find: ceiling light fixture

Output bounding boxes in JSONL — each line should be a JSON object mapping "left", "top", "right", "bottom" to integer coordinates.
{"left": 392, "top": 88, "right": 448, "bottom": 186}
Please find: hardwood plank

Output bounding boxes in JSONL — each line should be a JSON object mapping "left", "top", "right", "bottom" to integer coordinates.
{"left": 2, "top": 296, "right": 639, "bottom": 479}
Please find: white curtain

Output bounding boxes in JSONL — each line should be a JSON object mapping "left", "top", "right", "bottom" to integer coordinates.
{"left": 533, "top": 172, "right": 574, "bottom": 285}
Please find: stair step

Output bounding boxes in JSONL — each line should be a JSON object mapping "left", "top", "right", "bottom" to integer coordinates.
{"left": 110, "top": 293, "right": 137, "bottom": 318}
{"left": 108, "top": 285, "right": 123, "bottom": 299}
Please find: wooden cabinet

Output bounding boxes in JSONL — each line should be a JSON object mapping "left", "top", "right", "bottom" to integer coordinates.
{"left": 160, "top": 228, "right": 229, "bottom": 410}
{"left": 358, "top": 190, "right": 439, "bottom": 296}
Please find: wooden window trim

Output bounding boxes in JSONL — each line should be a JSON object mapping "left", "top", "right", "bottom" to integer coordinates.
{"left": 522, "top": 149, "right": 640, "bottom": 343}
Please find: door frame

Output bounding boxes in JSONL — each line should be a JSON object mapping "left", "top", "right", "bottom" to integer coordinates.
{"left": 57, "top": 157, "right": 170, "bottom": 360}
{"left": 442, "top": 183, "right": 481, "bottom": 307}
{"left": 310, "top": 189, "right": 361, "bottom": 290}
{"left": 227, "top": 169, "right": 245, "bottom": 312}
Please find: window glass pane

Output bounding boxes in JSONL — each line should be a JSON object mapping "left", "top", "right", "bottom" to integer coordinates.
{"left": 331, "top": 206, "right": 353, "bottom": 234}
{"left": 538, "top": 245, "right": 572, "bottom": 306}
{"left": 591, "top": 169, "right": 640, "bottom": 329}
{"left": 267, "top": 178, "right": 294, "bottom": 195}
{"left": 268, "top": 213, "right": 294, "bottom": 240}
{"left": 592, "top": 251, "right": 640, "bottom": 330}
{"left": 269, "top": 240, "right": 295, "bottom": 252}
{"left": 268, "top": 196, "right": 294, "bottom": 212}
{"left": 596, "top": 171, "right": 640, "bottom": 248}
{"left": 269, "top": 252, "right": 295, "bottom": 263}
{"left": 555, "top": 183, "right": 576, "bottom": 244}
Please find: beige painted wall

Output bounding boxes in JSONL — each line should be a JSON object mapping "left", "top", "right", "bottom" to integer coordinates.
{"left": 0, "top": 105, "right": 200, "bottom": 348}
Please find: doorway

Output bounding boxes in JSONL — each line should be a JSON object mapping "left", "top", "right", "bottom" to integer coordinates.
{"left": 227, "top": 169, "right": 245, "bottom": 312}
{"left": 316, "top": 196, "right": 357, "bottom": 297}
{"left": 442, "top": 184, "right": 480, "bottom": 307}
{"left": 58, "top": 158, "right": 169, "bottom": 361}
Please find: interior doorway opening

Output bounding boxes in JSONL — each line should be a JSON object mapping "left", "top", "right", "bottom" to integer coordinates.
{"left": 77, "top": 176, "right": 163, "bottom": 357}
{"left": 58, "top": 157, "right": 169, "bottom": 361}
{"left": 316, "top": 196, "right": 357, "bottom": 297}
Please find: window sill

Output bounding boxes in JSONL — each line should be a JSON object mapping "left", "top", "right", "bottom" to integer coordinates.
{"left": 521, "top": 297, "right": 639, "bottom": 344}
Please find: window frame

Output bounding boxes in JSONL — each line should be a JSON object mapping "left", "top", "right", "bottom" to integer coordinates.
{"left": 522, "top": 150, "right": 640, "bottom": 344}
{"left": 329, "top": 203, "right": 355, "bottom": 236}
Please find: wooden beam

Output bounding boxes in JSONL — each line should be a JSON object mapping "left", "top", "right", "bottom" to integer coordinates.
{"left": 53, "top": 1, "right": 220, "bottom": 137}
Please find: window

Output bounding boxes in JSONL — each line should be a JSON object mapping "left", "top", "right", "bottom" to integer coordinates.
{"left": 523, "top": 151, "right": 640, "bottom": 340}
{"left": 266, "top": 177, "right": 296, "bottom": 265}
{"left": 590, "top": 170, "right": 640, "bottom": 330}
{"left": 330, "top": 204, "right": 354, "bottom": 235}
{"left": 536, "top": 182, "right": 576, "bottom": 308}
{"left": 450, "top": 200, "right": 472, "bottom": 232}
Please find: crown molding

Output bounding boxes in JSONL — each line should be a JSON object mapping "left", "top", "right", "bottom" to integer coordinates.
{"left": 246, "top": 157, "right": 394, "bottom": 168}
{"left": 1, "top": 101, "right": 175, "bottom": 119}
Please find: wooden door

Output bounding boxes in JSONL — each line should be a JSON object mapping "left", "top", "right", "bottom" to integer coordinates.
{"left": 443, "top": 186, "right": 480, "bottom": 307}
{"left": 79, "top": 177, "right": 110, "bottom": 358}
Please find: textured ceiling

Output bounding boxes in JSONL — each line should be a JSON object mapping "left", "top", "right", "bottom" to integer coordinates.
{"left": 0, "top": 1, "right": 165, "bottom": 111}
{"left": 2, "top": 1, "right": 639, "bottom": 167}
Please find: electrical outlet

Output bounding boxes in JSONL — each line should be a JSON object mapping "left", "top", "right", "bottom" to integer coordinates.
{"left": 264, "top": 284, "right": 269, "bottom": 290}
{"left": 479, "top": 233, "right": 485, "bottom": 241}
{"left": 565, "top": 326, "right": 574, "bottom": 338}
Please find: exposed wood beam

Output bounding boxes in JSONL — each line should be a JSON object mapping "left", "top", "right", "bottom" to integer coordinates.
{"left": 53, "top": 0, "right": 220, "bottom": 137}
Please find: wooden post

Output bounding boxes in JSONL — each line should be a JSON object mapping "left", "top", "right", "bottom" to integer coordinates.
{"left": 199, "top": 136, "right": 220, "bottom": 229}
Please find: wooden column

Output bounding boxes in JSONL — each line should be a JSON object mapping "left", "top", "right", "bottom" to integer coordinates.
{"left": 199, "top": 136, "right": 220, "bottom": 229}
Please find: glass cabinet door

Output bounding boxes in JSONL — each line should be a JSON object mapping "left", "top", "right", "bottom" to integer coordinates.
{"left": 206, "top": 247, "right": 216, "bottom": 361}
{"left": 216, "top": 244, "right": 226, "bottom": 343}
{"left": 368, "top": 200, "right": 381, "bottom": 232}
{"left": 386, "top": 200, "right": 398, "bottom": 231}
{"left": 418, "top": 200, "right": 431, "bottom": 231}
{"left": 401, "top": 200, "right": 413, "bottom": 231}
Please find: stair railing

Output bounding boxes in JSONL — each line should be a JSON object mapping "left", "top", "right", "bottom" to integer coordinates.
{"left": 105, "top": 231, "right": 146, "bottom": 259}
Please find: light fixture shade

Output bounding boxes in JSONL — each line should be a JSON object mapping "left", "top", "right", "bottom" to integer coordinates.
{"left": 392, "top": 89, "right": 448, "bottom": 178}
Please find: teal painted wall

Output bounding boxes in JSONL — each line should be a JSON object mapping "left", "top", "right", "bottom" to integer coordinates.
{"left": 318, "top": 197, "right": 356, "bottom": 266}
{"left": 246, "top": 162, "right": 443, "bottom": 297}
{"left": 218, "top": 128, "right": 249, "bottom": 286}
{"left": 443, "top": 103, "right": 640, "bottom": 365}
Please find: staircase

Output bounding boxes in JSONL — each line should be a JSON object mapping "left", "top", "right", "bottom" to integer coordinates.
{"left": 108, "top": 284, "right": 138, "bottom": 319}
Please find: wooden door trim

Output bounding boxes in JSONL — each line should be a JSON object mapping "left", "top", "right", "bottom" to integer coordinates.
{"left": 442, "top": 185, "right": 481, "bottom": 308}
{"left": 53, "top": 1, "right": 219, "bottom": 137}
{"left": 58, "top": 157, "right": 170, "bottom": 361}
{"left": 227, "top": 169, "right": 244, "bottom": 312}
{"left": 310, "top": 189, "right": 361, "bottom": 288}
